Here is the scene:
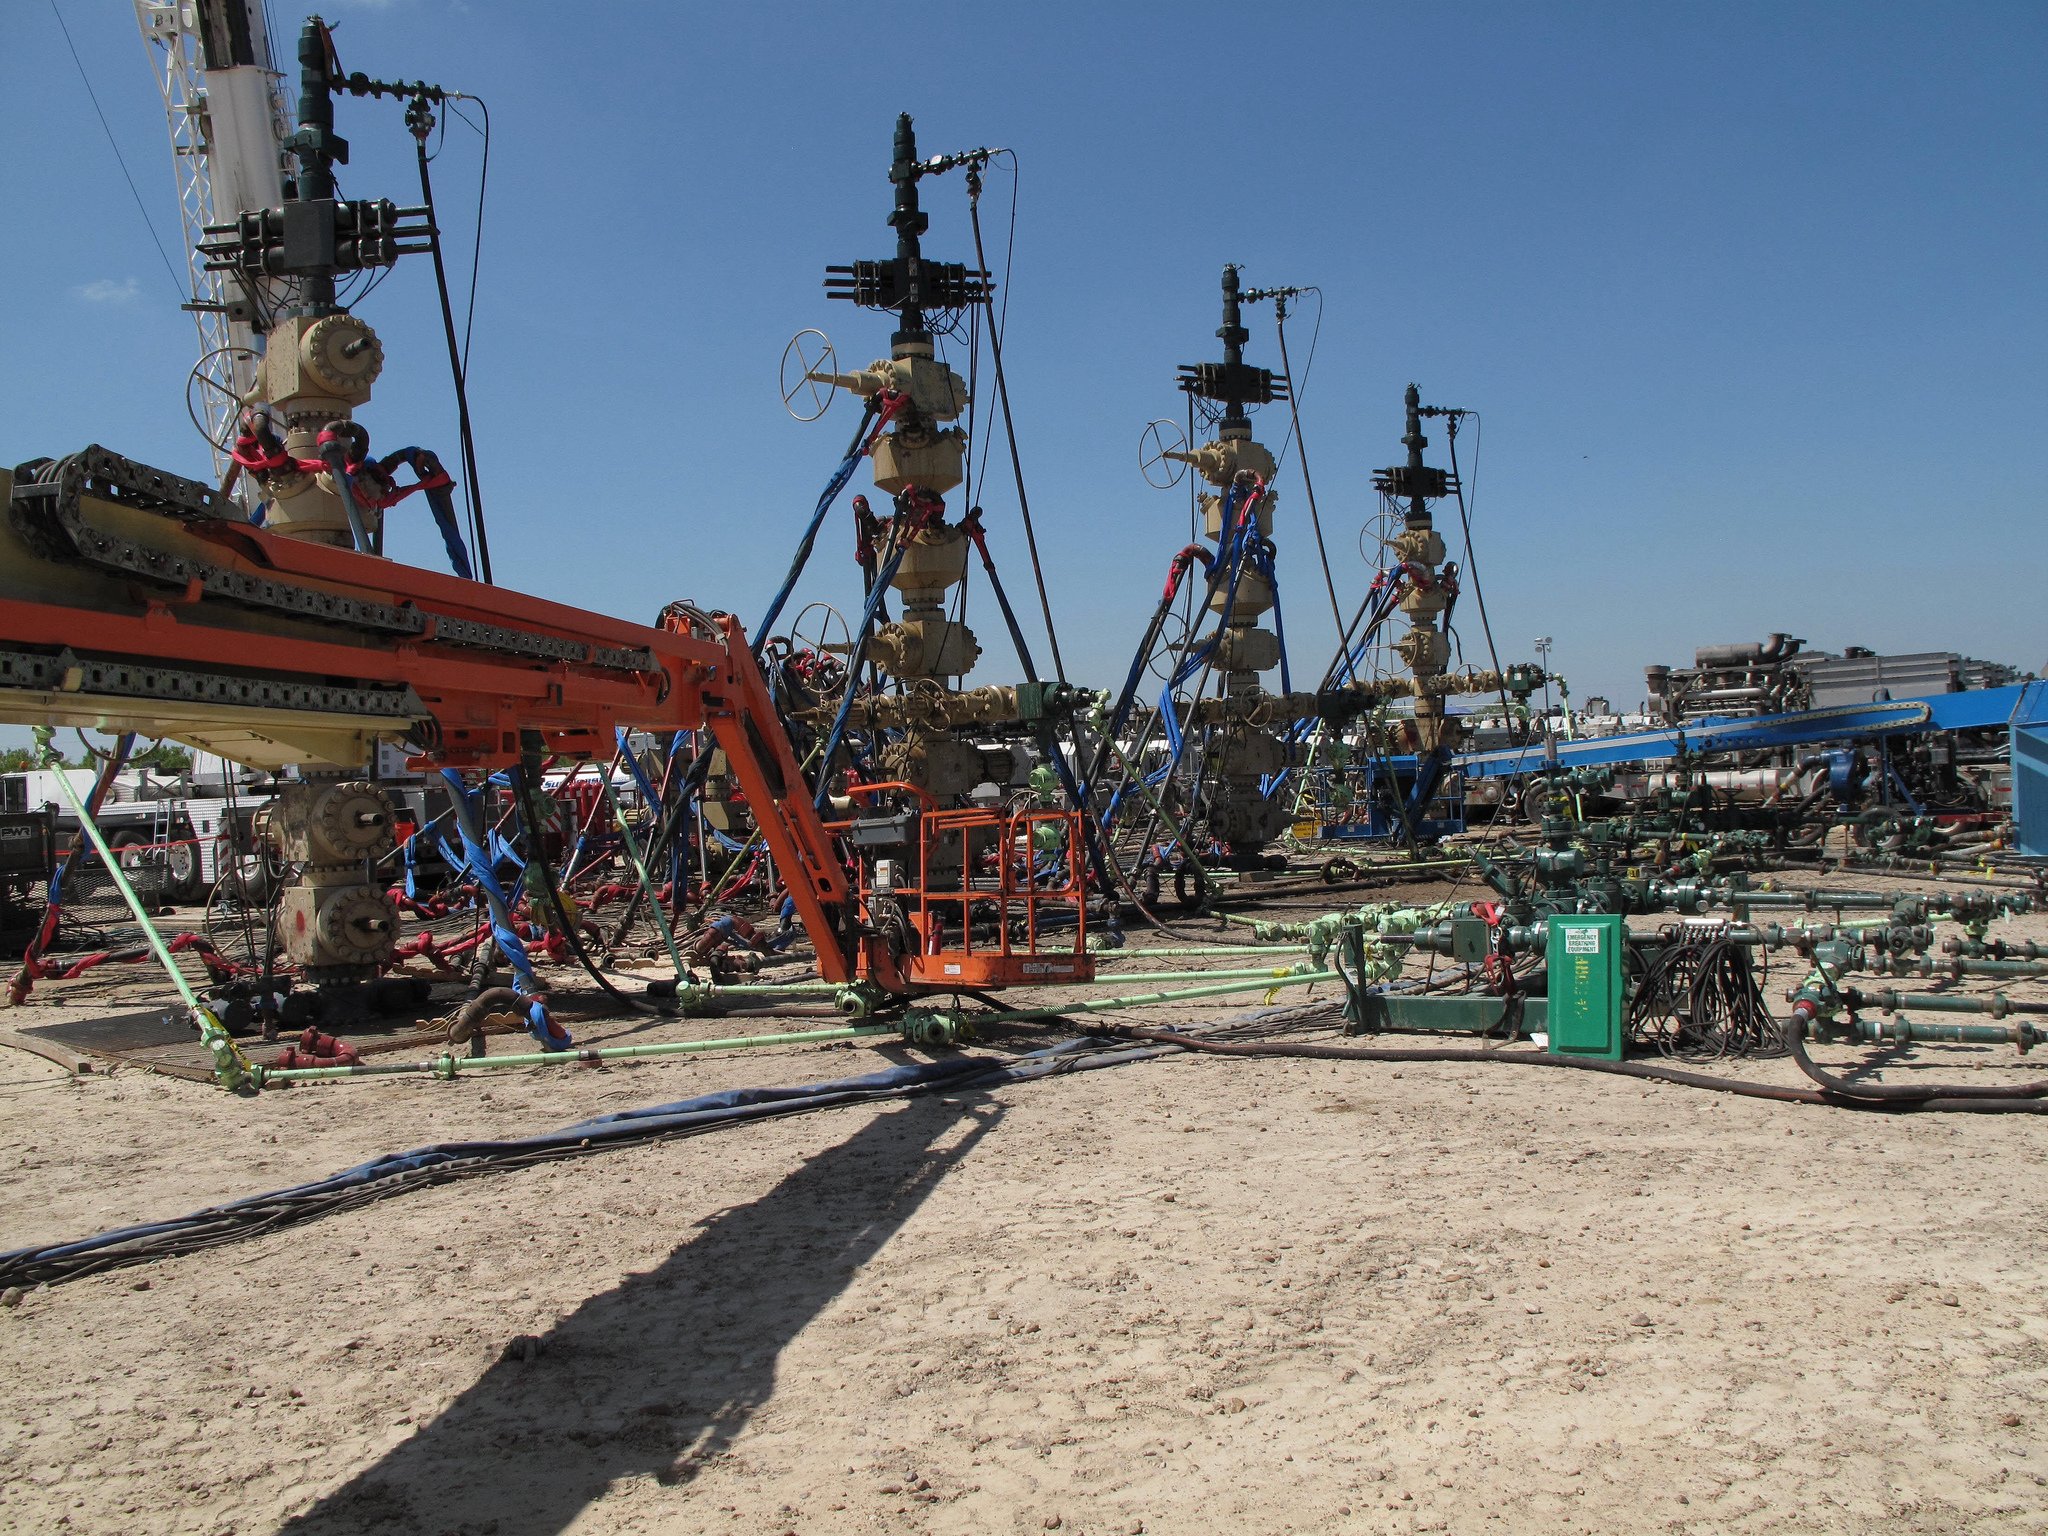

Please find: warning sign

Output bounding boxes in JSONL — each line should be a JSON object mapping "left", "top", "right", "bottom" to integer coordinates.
{"left": 1564, "top": 927, "right": 1601, "bottom": 955}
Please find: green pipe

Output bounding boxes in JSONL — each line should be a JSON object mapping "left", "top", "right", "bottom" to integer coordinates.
{"left": 1798, "top": 1013, "right": 2043, "bottom": 1050}
{"left": 692, "top": 980, "right": 847, "bottom": 995}
{"left": 690, "top": 981, "right": 885, "bottom": 1019}
{"left": 1108, "top": 944, "right": 1314, "bottom": 958}
{"left": 1217, "top": 910, "right": 1271, "bottom": 931}
{"left": 1866, "top": 954, "right": 2048, "bottom": 981}
{"left": 258, "top": 1022, "right": 900, "bottom": 1085}
{"left": 36, "top": 728, "right": 253, "bottom": 1092}
{"left": 1213, "top": 901, "right": 1425, "bottom": 933}
{"left": 1057, "top": 965, "right": 1326, "bottom": 985}
{"left": 1732, "top": 889, "right": 1900, "bottom": 910}
{"left": 1945, "top": 939, "right": 2046, "bottom": 962}
{"left": 1746, "top": 921, "right": 1922, "bottom": 948}
{"left": 985, "top": 968, "right": 1337, "bottom": 1023}
{"left": 1845, "top": 987, "right": 2047, "bottom": 1020}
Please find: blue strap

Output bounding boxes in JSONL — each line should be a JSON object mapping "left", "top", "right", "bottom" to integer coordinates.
{"left": 401, "top": 819, "right": 419, "bottom": 900}
{"left": 1265, "top": 547, "right": 1293, "bottom": 698}
{"left": 423, "top": 481, "right": 475, "bottom": 579}
{"left": 755, "top": 403, "right": 879, "bottom": 650}
{"left": 812, "top": 535, "right": 914, "bottom": 810}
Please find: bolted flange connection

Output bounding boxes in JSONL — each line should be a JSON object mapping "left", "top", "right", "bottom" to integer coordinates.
{"left": 901, "top": 1009, "right": 968, "bottom": 1047}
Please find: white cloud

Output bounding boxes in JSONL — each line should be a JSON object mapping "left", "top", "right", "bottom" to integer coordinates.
{"left": 76, "top": 277, "right": 141, "bottom": 305}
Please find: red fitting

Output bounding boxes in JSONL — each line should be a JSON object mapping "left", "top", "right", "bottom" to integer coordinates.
{"left": 281, "top": 1027, "right": 361, "bottom": 1067}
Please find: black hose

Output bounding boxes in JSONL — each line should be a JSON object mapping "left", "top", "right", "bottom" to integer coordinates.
{"left": 968, "top": 162, "right": 1066, "bottom": 683}
{"left": 0, "top": 1038, "right": 1169, "bottom": 1288}
{"left": 445, "top": 986, "right": 521, "bottom": 1056}
{"left": 1271, "top": 298, "right": 1343, "bottom": 635}
{"left": 1086, "top": 1022, "right": 2048, "bottom": 1114}
{"left": 511, "top": 744, "right": 659, "bottom": 1015}
{"left": 1782, "top": 1011, "right": 2048, "bottom": 1104}
{"left": 1444, "top": 419, "right": 1514, "bottom": 736}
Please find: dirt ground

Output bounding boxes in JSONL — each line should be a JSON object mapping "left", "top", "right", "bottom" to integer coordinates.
{"left": 2, "top": 867, "right": 2046, "bottom": 1536}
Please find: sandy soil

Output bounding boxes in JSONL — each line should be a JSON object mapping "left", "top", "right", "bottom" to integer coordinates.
{"left": 2, "top": 868, "right": 2046, "bottom": 1536}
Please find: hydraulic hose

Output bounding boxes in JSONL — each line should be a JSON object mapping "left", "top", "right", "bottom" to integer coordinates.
{"left": 755, "top": 400, "right": 880, "bottom": 649}
{"left": 510, "top": 746, "right": 656, "bottom": 1017}
{"left": 968, "top": 160, "right": 1066, "bottom": 683}
{"left": 412, "top": 99, "right": 493, "bottom": 581}
{"left": 959, "top": 510, "right": 1112, "bottom": 894}
{"left": 1080, "top": 1021, "right": 2048, "bottom": 1114}
{"left": 1783, "top": 1002, "right": 2048, "bottom": 1105}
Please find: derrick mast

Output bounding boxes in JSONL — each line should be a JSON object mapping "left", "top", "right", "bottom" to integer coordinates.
{"left": 136, "top": 0, "right": 293, "bottom": 484}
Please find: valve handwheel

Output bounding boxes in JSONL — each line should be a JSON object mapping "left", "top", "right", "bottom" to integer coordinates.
{"left": 1138, "top": 418, "right": 1189, "bottom": 489}
{"left": 780, "top": 329, "right": 839, "bottom": 422}
{"left": 788, "top": 601, "right": 853, "bottom": 704}
{"left": 187, "top": 346, "right": 260, "bottom": 456}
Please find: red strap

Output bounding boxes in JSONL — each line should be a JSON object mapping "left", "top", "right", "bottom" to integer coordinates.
{"left": 1163, "top": 544, "right": 1212, "bottom": 602}
{"left": 367, "top": 470, "right": 452, "bottom": 510}
{"left": 862, "top": 390, "right": 909, "bottom": 452}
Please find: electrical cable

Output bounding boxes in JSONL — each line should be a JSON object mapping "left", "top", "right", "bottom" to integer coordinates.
{"left": 1271, "top": 292, "right": 1343, "bottom": 635}
{"left": 447, "top": 95, "right": 490, "bottom": 380}
{"left": 50, "top": 0, "right": 186, "bottom": 304}
{"left": 412, "top": 103, "right": 493, "bottom": 582}
{"left": 1626, "top": 929, "right": 1781, "bottom": 1061}
{"left": 967, "top": 154, "right": 1066, "bottom": 684}
{"left": 1445, "top": 414, "right": 1516, "bottom": 738}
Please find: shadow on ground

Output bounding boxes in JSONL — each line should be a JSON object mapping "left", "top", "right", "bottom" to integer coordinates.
{"left": 281, "top": 1092, "right": 1003, "bottom": 1535}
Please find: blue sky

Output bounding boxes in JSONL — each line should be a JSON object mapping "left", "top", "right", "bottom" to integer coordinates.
{"left": 6, "top": 0, "right": 2043, "bottom": 722}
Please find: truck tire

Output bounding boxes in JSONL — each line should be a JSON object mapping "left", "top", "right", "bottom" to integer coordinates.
{"left": 214, "top": 836, "right": 273, "bottom": 905}
{"left": 108, "top": 830, "right": 166, "bottom": 908}
{"left": 162, "top": 835, "right": 202, "bottom": 906}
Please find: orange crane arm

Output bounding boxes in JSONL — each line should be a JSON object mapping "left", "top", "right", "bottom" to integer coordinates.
{"left": 0, "top": 450, "right": 857, "bottom": 980}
